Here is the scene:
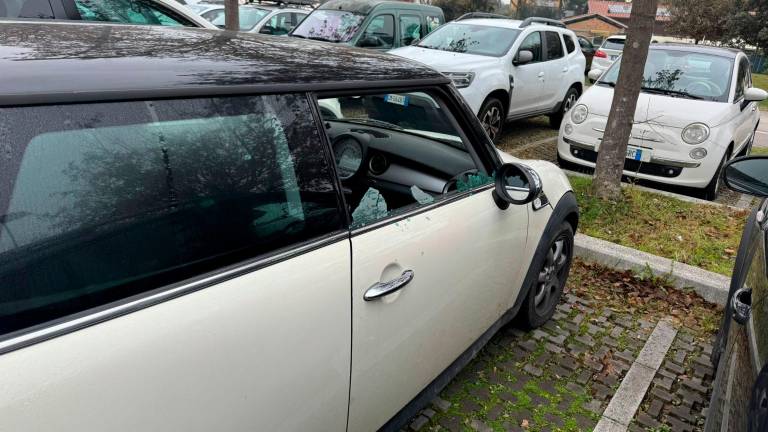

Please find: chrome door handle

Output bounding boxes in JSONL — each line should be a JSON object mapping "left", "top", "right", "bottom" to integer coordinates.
{"left": 732, "top": 287, "right": 752, "bottom": 325}
{"left": 364, "top": 270, "right": 414, "bottom": 301}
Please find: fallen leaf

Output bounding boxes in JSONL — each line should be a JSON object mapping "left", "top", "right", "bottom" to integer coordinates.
{"left": 521, "top": 419, "right": 530, "bottom": 429}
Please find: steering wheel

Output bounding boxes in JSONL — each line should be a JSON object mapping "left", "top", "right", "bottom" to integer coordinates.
{"left": 686, "top": 80, "right": 720, "bottom": 96}
{"left": 442, "top": 169, "right": 479, "bottom": 194}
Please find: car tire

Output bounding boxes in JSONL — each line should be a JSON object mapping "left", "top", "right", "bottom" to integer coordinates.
{"left": 549, "top": 87, "right": 579, "bottom": 129}
{"left": 701, "top": 152, "right": 728, "bottom": 201}
{"left": 519, "top": 221, "right": 574, "bottom": 329}
{"left": 478, "top": 97, "right": 504, "bottom": 143}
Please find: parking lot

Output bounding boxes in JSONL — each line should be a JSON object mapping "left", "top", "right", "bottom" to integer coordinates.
{"left": 405, "top": 260, "right": 720, "bottom": 432}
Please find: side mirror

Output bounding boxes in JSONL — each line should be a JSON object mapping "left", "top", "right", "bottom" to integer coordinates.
{"left": 492, "top": 163, "right": 543, "bottom": 209}
{"left": 745, "top": 87, "right": 768, "bottom": 102}
{"left": 513, "top": 50, "right": 534, "bottom": 66}
{"left": 587, "top": 69, "right": 603, "bottom": 83}
{"left": 724, "top": 156, "right": 768, "bottom": 197}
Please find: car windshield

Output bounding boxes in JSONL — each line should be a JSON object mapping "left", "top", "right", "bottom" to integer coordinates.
{"left": 417, "top": 23, "right": 521, "bottom": 57}
{"left": 602, "top": 38, "right": 625, "bottom": 51}
{"left": 211, "top": 6, "right": 269, "bottom": 30}
{"left": 291, "top": 9, "right": 365, "bottom": 42}
{"left": 598, "top": 50, "right": 734, "bottom": 102}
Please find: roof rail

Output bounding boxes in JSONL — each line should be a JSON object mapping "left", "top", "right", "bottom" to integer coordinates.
{"left": 519, "top": 17, "right": 566, "bottom": 28}
{"left": 455, "top": 12, "right": 511, "bottom": 21}
{"left": 252, "top": 0, "right": 315, "bottom": 8}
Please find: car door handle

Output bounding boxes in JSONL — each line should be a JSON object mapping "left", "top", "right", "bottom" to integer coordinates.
{"left": 538, "top": 72, "right": 545, "bottom": 78}
{"left": 364, "top": 270, "right": 414, "bottom": 301}
{"left": 753, "top": 105, "right": 758, "bottom": 112}
{"left": 562, "top": 67, "right": 568, "bottom": 73}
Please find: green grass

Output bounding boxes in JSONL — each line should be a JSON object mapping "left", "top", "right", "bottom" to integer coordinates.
{"left": 570, "top": 176, "right": 749, "bottom": 276}
{"left": 751, "top": 146, "right": 768, "bottom": 156}
{"left": 753, "top": 73, "right": 768, "bottom": 111}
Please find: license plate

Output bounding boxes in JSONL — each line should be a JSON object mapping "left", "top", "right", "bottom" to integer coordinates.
{"left": 384, "top": 94, "right": 409, "bottom": 107}
{"left": 626, "top": 146, "right": 651, "bottom": 162}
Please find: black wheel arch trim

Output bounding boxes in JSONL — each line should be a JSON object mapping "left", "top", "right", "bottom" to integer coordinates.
{"left": 378, "top": 191, "right": 579, "bottom": 432}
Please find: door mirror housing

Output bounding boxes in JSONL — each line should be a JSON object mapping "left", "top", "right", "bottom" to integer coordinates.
{"left": 724, "top": 156, "right": 768, "bottom": 197}
{"left": 357, "top": 36, "right": 380, "bottom": 48}
{"left": 745, "top": 87, "right": 768, "bottom": 102}
{"left": 492, "top": 163, "right": 543, "bottom": 209}
{"left": 587, "top": 69, "right": 603, "bottom": 83}
{"left": 513, "top": 50, "right": 534, "bottom": 66}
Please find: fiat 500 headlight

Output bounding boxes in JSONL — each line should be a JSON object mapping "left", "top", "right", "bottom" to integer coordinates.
{"left": 682, "top": 123, "right": 710, "bottom": 145}
{"left": 571, "top": 104, "right": 588, "bottom": 124}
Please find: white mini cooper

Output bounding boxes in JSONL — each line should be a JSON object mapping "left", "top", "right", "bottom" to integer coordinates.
{"left": 558, "top": 44, "right": 767, "bottom": 200}
{"left": 0, "top": 22, "right": 578, "bottom": 431}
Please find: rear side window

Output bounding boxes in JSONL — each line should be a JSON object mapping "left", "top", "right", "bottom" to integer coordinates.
{"left": 400, "top": 14, "right": 422, "bottom": 46}
{"left": 0, "top": 94, "right": 343, "bottom": 337}
{"left": 75, "top": 0, "right": 193, "bottom": 26}
{"left": 603, "top": 38, "right": 625, "bottom": 51}
{"left": 564, "top": 34, "right": 576, "bottom": 53}
{"left": 545, "top": 31, "right": 564, "bottom": 60}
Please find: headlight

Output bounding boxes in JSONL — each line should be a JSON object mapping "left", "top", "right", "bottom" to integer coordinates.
{"left": 682, "top": 123, "right": 710, "bottom": 145}
{"left": 571, "top": 104, "right": 588, "bottom": 124}
{"left": 445, "top": 72, "right": 475, "bottom": 89}
{"left": 690, "top": 147, "right": 708, "bottom": 159}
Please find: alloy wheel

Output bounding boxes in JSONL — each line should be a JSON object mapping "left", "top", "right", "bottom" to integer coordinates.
{"left": 534, "top": 235, "right": 570, "bottom": 315}
{"left": 481, "top": 105, "right": 502, "bottom": 141}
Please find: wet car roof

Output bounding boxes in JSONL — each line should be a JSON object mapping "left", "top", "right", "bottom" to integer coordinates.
{"left": 0, "top": 21, "right": 447, "bottom": 106}
{"left": 318, "top": 0, "right": 441, "bottom": 14}
{"left": 651, "top": 43, "right": 741, "bottom": 59}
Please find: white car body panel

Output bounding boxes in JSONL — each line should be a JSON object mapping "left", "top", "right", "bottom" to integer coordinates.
{"left": 0, "top": 243, "right": 352, "bottom": 432}
{"left": 158, "top": 0, "right": 218, "bottom": 29}
{"left": 391, "top": 19, "right": 585, "bottom": 120}
{"left": 348, "top": 188, "right": 529, "bottom": 431}
{"left": 559, "top": 51, "right": 762, "bottom": 189}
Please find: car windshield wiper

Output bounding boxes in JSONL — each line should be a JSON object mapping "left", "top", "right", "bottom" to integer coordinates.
{"left": 641, "top": 87, "right": 704, "bottom": 100}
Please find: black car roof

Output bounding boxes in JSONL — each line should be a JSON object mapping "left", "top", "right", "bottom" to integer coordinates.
{"left": 0, "top": 21, "right": 447, "bottom": 106}
{"left": 318, "top": 0, "right": 441, "bottom": 15}
{"left": 652, "top": 43, "right": 742, "bottom": 59}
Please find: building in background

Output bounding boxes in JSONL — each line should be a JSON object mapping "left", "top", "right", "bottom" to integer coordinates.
{"left": 562, "top": 13, "right": 626, "bottom": 44}
{"left": 586, "top": 0, "right": 672, "bottom": 35}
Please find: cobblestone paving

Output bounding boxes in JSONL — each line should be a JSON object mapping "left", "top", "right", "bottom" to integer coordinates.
{"left": 403, "top": 261, "right": 721, "bottom": 432}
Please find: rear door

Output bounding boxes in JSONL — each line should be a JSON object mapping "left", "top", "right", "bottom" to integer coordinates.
{"left": 542, "top": 31, "right": 568, "bottom": 106}
{"left": 0, "top": 94, "right": 351, "bottom": 431}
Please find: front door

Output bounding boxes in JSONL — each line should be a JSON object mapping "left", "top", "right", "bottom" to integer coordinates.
{"left": 0, "top": 94, "right": 351, "bottom": 431}
{"left": 316, "top": 90, "right": 529, "bottom": 431}
{"left": 733, "top": 57, "right": 758, "bottom": 154}
{"left": 509, "top": 31, "right": 547, "bottom": 117}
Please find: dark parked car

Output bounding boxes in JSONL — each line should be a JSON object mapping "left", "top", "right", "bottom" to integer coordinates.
{"left": 577, "top": 35, "right": 595, "bottom": 72}
{"left": 290, "top": 0, "right": 444, "bottom": 50}
{"left": 707, "top": 155, "right": 768, "bottom": 432}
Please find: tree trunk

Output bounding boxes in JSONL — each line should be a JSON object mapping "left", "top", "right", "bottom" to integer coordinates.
{"left": 591, "top": 0, "right": 658, "bottom": 200}
{"left": 225, "top": 0, "right": 239, "bottom": 31}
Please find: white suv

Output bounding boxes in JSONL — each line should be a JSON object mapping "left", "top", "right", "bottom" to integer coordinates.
{"left": 558, "top": 44, "right": 767, "bottom": 200}
{"left": 392, "top": 15, "right": 586, "bottom": 142}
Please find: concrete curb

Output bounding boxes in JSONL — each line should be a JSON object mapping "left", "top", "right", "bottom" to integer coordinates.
{"left": 561, "top": 169, "right": 750, "bottom": 210}
{"left": 574, "top": 234, "right": 729, "bottom": 305}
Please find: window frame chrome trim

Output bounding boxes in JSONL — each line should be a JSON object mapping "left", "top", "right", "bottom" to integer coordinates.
{"left": 0, "top": 230, "right": 350, "bottom": 356}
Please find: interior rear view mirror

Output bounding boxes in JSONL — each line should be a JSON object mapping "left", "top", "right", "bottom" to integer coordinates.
{"left": 724, "top": 156, "right": 768, "bottom": 197}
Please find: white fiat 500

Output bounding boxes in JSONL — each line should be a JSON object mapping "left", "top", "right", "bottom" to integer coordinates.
{"left": 0, "top": 23, "right": 578, "bottom": 432}
{"left": 558, "top": 44, "right": 767, "bottom": 200}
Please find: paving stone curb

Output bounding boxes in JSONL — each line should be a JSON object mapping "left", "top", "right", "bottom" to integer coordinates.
{"left": 561, "top": 169, "right": 751, "bottom": 210}
{"left": 574, "top": 234, "right": 729, "bottom": 305}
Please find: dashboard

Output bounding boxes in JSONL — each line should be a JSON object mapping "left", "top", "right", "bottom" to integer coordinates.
{"left": 325, "top": 120, "right": 476, "bottom": 196}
